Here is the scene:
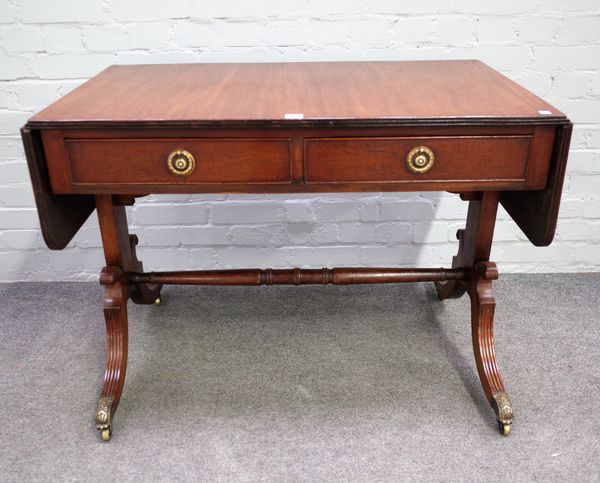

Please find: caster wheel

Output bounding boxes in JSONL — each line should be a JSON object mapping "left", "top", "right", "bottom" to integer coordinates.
{"left": 101, "top": 428, "right": 112, "bottom": 441}
{"left": 154, "top": 297, "right": 161, "bottom": 306}
{"left": 498, "top": 421, "right": 512, "bottom": 436}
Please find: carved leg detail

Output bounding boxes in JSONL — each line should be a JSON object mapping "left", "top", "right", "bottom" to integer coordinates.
{"left": 469, "top": 262, "right": 514, "bottom": 435}
{"left": 128, "top": 234, "right": 162, "bottom": 305}
{"left": 435, "top": 228, "right": 467, "bottom": 300}
{"left": 96, "top": 267, "right": 128, "bottom": 441}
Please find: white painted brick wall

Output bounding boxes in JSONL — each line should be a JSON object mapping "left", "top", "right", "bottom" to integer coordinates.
{"left": 0, "top": 1, "right": 599, "bottom": 281}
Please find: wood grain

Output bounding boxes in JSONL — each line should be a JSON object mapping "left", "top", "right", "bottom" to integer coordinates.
{"left": 67, "top": 138, "right": 292, "bottom": 185}
{"left": 20, "top": 60, "right": 573, "bottom": 439}
{"left": 128, "top": 267, "right": 466, "bottom": 286}
{"left": 305, "top": 135, "right": 531, "bottom": 184}
{"left": 20, "top": 126, "right": 95, "bottom": 250}
{"left": 501, "top": 123, "right": 573, "bottom": 245}
{"left": 23, "top": 60, "right": 572, "bottom": 247}
{"left": 40, "top": 125, "right": 554, "bottom": 194}
{"left": 29, "top": 60, "right": 566, "bottom": 126}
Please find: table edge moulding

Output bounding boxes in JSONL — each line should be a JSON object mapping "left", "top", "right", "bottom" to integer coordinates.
{"left": 21, "top": 60, "right": 572, "bottom": 441}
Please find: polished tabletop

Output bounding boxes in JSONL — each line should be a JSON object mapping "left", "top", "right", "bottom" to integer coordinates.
{"left": 29, "top": 60, "right": 565, "bottom": 126}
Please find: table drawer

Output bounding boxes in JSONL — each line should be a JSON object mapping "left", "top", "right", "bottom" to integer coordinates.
{"left": 63, "top": 138, "right": 292, "bottom": 186}
{"left": 305, "top": 136, "right": 532, "bottom": 185}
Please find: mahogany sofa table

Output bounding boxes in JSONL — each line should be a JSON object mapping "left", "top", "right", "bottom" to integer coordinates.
{"left": 21, "top": 60, "right": 572, "bottom": 441}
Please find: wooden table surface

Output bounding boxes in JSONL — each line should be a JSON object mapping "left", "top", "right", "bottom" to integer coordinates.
{"left": 29, "top": 60, "right": 565, "bottom": 125}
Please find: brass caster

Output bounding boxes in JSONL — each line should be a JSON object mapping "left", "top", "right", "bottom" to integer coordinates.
{"left": 498, "top": 421, "right": 512, "bottom": 436}
{"left": 154, "top": 297, "right": 161, "bottom": 306}
{"left": 492, "top": 391, "right": 514, "bottom": 436}
{"left": 96, "top": 396, "right": 114, "bottom": 441}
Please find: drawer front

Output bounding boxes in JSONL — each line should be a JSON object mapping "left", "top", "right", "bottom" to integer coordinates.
{"left": 305, "top": 136, "right": 532, "bottom": 185}
{"left": 65, "top": 138, "right": 292, "bottom": 186}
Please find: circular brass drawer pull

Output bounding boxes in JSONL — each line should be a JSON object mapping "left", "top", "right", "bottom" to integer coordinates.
{"left": 406, "top": 146, "right": 435, "bottom": 174}
{"left": 167, "top": 149, "right": 195, "bottom": 176}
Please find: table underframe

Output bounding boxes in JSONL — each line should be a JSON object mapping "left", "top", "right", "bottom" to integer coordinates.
{"left": 93, "top": 191, "right": 514, "bottom": 441}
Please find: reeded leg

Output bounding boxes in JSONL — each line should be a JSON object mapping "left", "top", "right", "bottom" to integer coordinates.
{"left": 436, "top": 192, "right": 513, "bottom": 434}
{"left": 96, "top": 266, "right": 128, "bottom": 441}
{"left": 468, "top": 262, "right": 514, "bottom": 435}
{"left": 94, "top": 195, "right": 158, "bottom": 441}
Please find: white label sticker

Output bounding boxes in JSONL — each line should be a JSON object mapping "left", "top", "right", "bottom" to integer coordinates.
{"left": 284, "top": 113, "right": 304, "bottom": 120}
{"left": 538, "top": 110, "right": 552, "bottom": 115}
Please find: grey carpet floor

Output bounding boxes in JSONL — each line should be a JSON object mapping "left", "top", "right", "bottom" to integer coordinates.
{"left": 1, "top": 274, "right": 599, "bottom": 482}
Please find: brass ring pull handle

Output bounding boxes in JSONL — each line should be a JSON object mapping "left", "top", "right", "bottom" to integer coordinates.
{"left": 167, "top": 149, "right": 195, "bottom": 176}
{"left": 406, "top": 146, "right": 435, "bottom": 174}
